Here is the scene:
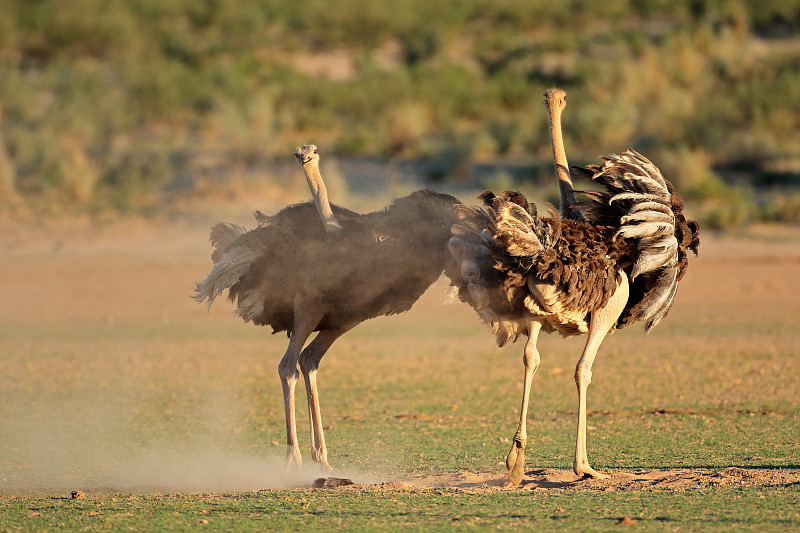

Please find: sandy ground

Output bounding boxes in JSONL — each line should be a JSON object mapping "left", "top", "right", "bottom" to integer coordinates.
{"left": 363, "top": 465, "right": 798, "bottom": 492}
{"left": 1, "top": 206, "right": 799, "bottom": 494}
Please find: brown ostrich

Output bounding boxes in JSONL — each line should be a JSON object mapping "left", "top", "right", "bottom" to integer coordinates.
{"left": 448, "top": 89, "right": 700, "bottom": 484}
{"left": 194, "top": 146, "right": 465, "bottom": 471}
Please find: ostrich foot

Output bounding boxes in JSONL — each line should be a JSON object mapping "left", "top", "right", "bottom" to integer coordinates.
{"left": 505, "top": 441, "right": 526, "bottom": 485}
{"left": 284, "top": 447, "right": 303, "bottom": 473}
{"left": 314, "top": 457, "right": 334, "bottom": 472}
{"left": 310, "top": 445, "right": 333, "bottom": 472}
{"left": 573, "top": 463, "right": 609, "bottom": 480}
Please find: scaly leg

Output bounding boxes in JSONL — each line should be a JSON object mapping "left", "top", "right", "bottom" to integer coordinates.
{"left": 573, "top": 272, "right": 629, "bottom": 479}
{"left": 299, "top": 325, "right": 354, "bottom": 470}
{"left": 278, "top": 295, "right": 324, "bottom": 471}
{"left": 506, "top": 320, "right": 542, "bottom": 485}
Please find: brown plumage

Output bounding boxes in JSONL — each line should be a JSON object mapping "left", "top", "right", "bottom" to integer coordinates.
{"left": 448, "top": 148, "right": 700, "bottom": 484}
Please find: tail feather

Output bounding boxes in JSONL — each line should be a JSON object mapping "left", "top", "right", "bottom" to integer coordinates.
{"left": 628, "top": 202, "right": 674, "bottom": 216}
{"left": 630, "top": 243, "right": 677, "bottom": 280}
{"left": 643, "top": 269, "right": 680, "bottom": 331}
{"left": 195, "top": 221, "right": 253, "bottom": 309}
{"left": 194, "top": 245, "right": 257, "bottom": 309}
{"left": 620, "top": 211, "right": 674, "bottom": 226}
{"left": 601, "top": 149, "right": 668, "bottom": 189}
{"left": 209, "top": 222, "right": 247, "bottom": 263}
{"left": 609, "top": 192, "right": 670, "bottom": 205}
{"left": 576, "top": 149, "right": 699, "bottom": 331}
{"left": 615, "top": 221, "right": 675, "bottom": 242}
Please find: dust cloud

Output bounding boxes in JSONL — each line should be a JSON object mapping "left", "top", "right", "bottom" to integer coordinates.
{"left": 0, "top": 394, "right": 377, "bottom": 494}
{"left": 4, "top": 422, "right": 304, "bottom": 493}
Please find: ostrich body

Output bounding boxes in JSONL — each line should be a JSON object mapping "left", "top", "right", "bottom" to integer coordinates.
{"left": 194, "top": 151, "right": 462, "bottom": 470}
{"left": 449, "top": 91, "right": 700, "bottom": 484}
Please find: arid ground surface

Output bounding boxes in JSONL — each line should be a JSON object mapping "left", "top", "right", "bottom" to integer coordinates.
{"left": 1, "top": 201, "right": 799, "bottom": 498}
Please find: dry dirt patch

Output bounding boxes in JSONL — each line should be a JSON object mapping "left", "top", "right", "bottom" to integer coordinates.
{"left": 326, "top": 467, "right": 798, "bottom": 493}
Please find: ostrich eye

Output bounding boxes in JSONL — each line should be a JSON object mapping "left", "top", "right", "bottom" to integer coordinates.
{"left": 313, "top": 150, "right": 318, "bottom": 154}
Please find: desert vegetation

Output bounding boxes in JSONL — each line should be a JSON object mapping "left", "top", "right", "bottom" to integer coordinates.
{"left": 0, "top": 0, "right": 799, "bottom": 226}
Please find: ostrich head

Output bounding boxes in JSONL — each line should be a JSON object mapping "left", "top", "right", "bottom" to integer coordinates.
{"left": 544, "top": 88, "right": 566, "bottom": 113}
{"left": 295, "top": 144, "right": 319, "bottom": 165}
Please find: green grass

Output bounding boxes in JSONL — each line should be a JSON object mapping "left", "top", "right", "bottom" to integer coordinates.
{"left": 2, "top": 484, "right": 799, "bottom": 532}
{"left": 2, "top": 310, "right": 799, "bottom": 531}
{"left": 1, "top": 230, "right": 799, "bottom": 530}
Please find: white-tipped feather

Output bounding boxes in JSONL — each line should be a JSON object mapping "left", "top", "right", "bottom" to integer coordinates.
{"left": 620, "top": 211, "right": 675, "bottom": 225}
{"left": 622, "top": 172, "right": 665, "bottom": 194}
{"left": 604, "top": 150, "right": 668, "bottom": 190}
{"left": 631, "top": 251, "right": 676, "bottom": 280}
{"left": 641, "top": 270, "right": 679, "bottom": 330}
{"left": 628, "top": 202, "right": 674, "bottom": 215}
{"left": 637, "top": 235, "right": 678, "bottom": 250}
{"left": 628, "top": 149, "right": 667, "bottom": 188}
{"left": 609, "top": 192, "right": 669, "bottom": 205}
{"left": 615, "top": 222, "right": 674, "bottom": 240}
{"left": 645, "top": 278, "right": 679, "bottom": 331}
{"left": 595, "top": 149, "right": 682, "bottom": 328}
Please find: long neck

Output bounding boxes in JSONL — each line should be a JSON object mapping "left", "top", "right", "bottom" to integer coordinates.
{"left": 303, "top": 162, "right": 342, "bottom": 233}
{"left": 548, "top": 105, "right": 584, "bottom": 222}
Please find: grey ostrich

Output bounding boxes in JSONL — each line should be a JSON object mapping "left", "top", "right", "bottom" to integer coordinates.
{"left": 194, "top": 146, "right": 464, "bottom": 471}
{"left": 448, "top": 89, "right": 700, "bottom": 484}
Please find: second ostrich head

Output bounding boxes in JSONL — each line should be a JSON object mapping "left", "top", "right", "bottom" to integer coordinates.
{"left": 295, "top": 144, "right": 319, "bottom": 166}
{"left": 544, "top": 88, "right": 567, "bottom": 115}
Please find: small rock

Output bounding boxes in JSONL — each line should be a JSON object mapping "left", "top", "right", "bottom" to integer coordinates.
{"left": 312, "top": 477, "right": 354, "bottom": 488}
{"left": 71, "top": 491, "right": 86, "bottom": 499}
{"left": 618, "top": 516, "right": 637, "bottom": 525}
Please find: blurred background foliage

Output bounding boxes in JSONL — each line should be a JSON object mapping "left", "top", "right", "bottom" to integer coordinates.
{"left": 0, "top": 0, "right": 799, "bottom": 227}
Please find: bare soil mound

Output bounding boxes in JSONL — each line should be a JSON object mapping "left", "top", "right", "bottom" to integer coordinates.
{"left": 322, "top": 467, "right": 798, "bottom": 493}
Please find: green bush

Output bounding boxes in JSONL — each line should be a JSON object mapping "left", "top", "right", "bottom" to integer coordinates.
{"left": 0, "top": 0, "right": 798, "bottom": 216}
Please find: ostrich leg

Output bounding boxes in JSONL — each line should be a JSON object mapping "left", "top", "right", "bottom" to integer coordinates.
{"left": 298, "top": 325, "right": 355, "bottom": 470}
{"left": 277, "top": 295, "right": 325, "bottom": 470}
{"left": 506, "top": 320, "right": 543, "bottom": 485}
{"left": 573, "top": 273, "right": 629, "bottom": 479}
